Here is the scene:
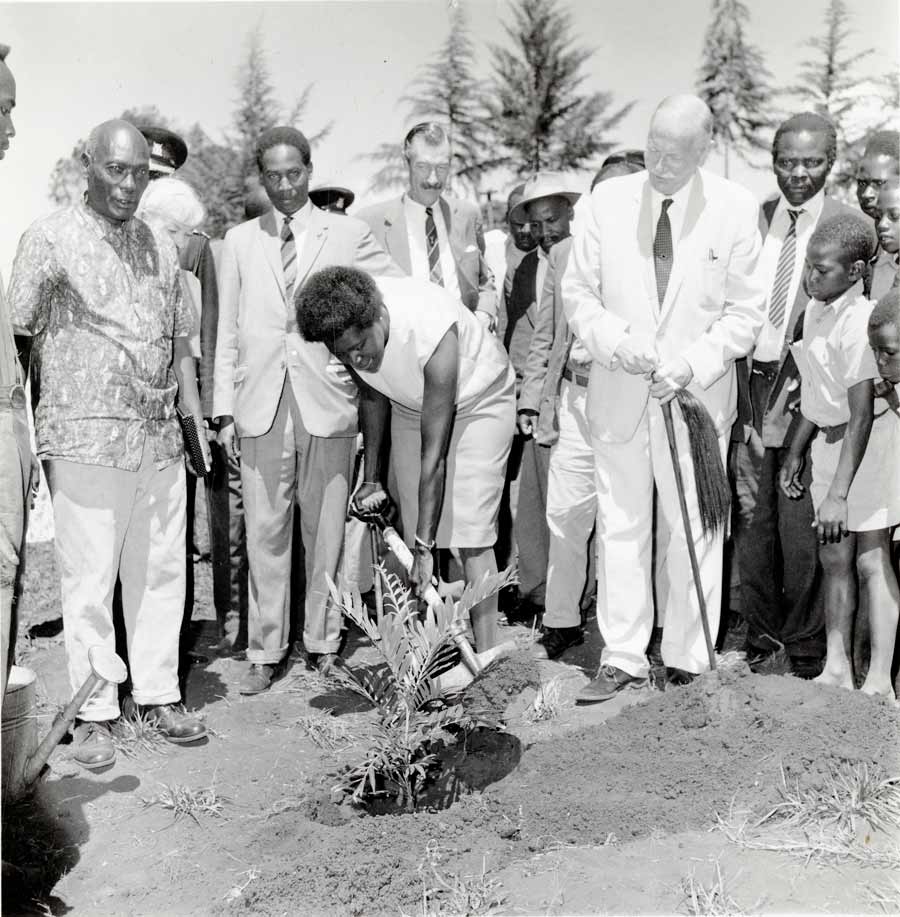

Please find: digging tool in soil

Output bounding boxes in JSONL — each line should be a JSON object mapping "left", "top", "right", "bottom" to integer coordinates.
{"left": 348, "top": 505, "right": 517, "bottom": 690}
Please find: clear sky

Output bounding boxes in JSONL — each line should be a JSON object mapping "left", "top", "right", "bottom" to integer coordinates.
{"left": 1, "top": 0, "right": 897, "bottom": 274}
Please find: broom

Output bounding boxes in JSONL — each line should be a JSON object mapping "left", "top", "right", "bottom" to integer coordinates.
{"left": 659, "top": 388, "right": 731, "bottom": 672}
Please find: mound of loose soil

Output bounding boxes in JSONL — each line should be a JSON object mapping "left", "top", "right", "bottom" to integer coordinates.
{"left": 224, "top": 668, "right": 900, "bottom": 916}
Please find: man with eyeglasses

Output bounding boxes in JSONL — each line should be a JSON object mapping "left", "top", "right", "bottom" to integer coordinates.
{"left": 856, "top": 131, "right": 900, "bottom": 299}
{"left": 8, "top": 119, "right": 208, "bottom": 767}
{"left": 358, "top": 122, "right": 497, "bottom": 329}
{"left": 562, "top": 94, "right": 764, "bottom": 700}
{"left": 732, "top": 112, "right": 875, "bottom": 679}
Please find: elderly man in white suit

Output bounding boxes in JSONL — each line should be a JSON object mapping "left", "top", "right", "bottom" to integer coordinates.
{"left": 563, "top": 95, "right": 765, "bottom": 702}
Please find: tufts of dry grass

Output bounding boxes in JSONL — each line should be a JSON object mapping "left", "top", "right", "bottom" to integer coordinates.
{"left": 680, "top": 860, "right": 745, "bottom": 916}
{"left": 110, "top": 705, "right": 170, "bottom": 758}
{"left": 715, "top": 762, "right": 900, "bottom": 870}
{"left": 293, "top": 709, "right": 353, "bottom": 749}
{"left": 410, "top": 841, "right": 506, "bottom": 917}
{"left": 522, "top": 676, "right": 564, "bottom": 724}
{"left": 142, "top": 779, "right": 227, "bottom": 824}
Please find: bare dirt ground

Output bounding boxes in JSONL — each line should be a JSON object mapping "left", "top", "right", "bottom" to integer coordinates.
{"left": 3, "top": 486, "right": 900, "bottom": 917}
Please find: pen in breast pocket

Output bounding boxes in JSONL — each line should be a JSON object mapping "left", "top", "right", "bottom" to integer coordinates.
{"left": 708, "top": 248, "right": 718, "bottom": 262}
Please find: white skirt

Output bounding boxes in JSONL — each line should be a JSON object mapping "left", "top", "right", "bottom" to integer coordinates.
{"left": 389, "top": 365, "right": 516, "bottom": 548}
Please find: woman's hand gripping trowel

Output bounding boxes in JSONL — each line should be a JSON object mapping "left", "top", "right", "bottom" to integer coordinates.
{"left": 348, "top": 502, "right": 515, "bottom": 691}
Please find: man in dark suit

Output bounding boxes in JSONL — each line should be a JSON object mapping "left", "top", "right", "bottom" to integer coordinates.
{"left": 732, "top": 112, "right": 875, "bottom": 677}
{"left": 502, "top": 174, "right": 579, "bottom": 620}
{"left": 357, "top": 122, "right": 496, "bottom": 328}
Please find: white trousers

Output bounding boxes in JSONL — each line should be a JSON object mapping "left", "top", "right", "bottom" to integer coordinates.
{"left": 592, "top": 399, "right": 726, "bottom": 677}
{"left": 544, "top": 380, "right": 596, "bottom": 628}
{"left": 46, "top": 443, "right": 185, "bottom": 720}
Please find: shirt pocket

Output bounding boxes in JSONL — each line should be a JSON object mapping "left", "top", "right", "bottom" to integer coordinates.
{"left": 698, "top": 260, "right": 728, "bottom": 308}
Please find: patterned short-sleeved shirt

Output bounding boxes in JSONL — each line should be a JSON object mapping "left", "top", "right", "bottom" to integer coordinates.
{"left": 8, "top": 200, "right": 192, "bottom": 471}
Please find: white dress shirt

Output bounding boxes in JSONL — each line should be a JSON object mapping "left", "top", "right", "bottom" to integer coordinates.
{"left": 535, "top": 245, "right": 549, "bottom": 310}
{"left": 753, "top": 190, "right": 825, "bottom": 361}
{"left": 402, "top": 195, "right": 462, "bottom": 303}
{"left": 650, "top": 175, "right": 697, "bottom": 256}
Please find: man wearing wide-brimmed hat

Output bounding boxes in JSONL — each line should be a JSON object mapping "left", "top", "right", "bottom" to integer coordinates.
{"left": 499, "top": 173, "right": 579, "bottom": 627}
{"left": 309, "top": 185, "right": 355, "bottom": 214}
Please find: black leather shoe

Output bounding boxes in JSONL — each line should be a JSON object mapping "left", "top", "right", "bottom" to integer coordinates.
{"left": 532, "top": 626, "right": 584, "bottom": 660}
{"left": 745, "top": 640, "right": 791, "bottom": 675}
{"left": 790, "top": 655, "right": 824, "bottom": 679}
{"left": 576, "top": 664, "right": 648, "bottom": 704}
{"left": 666, "top": 667, "right": 696, "bottom": 686}
{"left": 72, "top": 719, "right": 116, "bottom": 770}
{"left": 142, "top": 703, "right": 207, "bottom": 744}
{"left": 503, "top": 598, "right": 544, "bottom": 626}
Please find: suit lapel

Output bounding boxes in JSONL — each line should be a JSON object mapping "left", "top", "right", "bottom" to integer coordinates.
{"left": 258, "top": 209, "right": 287, "bottom": 301}
{"left": 381, "top": 199, "right": 412, "bottom": 273}
{"left": 659, "top": 173, "right": 706, "bottom": 323}
{"left": 636, "top": 180, "right": 657, "bottom": 314}
{"left": 295, "top": 207, "right": 329, "bottom": 290}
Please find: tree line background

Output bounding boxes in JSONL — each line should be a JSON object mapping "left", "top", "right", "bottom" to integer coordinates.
{"left": 47, "top": 0, "right": 899, "bottom": 238}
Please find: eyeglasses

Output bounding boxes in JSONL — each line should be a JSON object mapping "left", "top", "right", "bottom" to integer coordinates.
{"left": 412, "top": 162, "right": 450, "bottom": 179}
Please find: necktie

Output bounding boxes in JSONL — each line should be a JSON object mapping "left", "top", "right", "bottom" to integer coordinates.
{"left": 425, "top": 206, "right": 444, "bottom": 287}
{"left": 768, "top": 209, "right": 802, "bottom": 328}
{"left": 281, "top": 215, "right": 297, "bottom": 302}
{"left": 653, "top": 198, "right": 674, "bottom": 306}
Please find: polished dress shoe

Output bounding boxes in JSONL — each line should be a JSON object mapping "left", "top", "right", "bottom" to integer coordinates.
{"left": 142, "top": 703, "right": 207, "bottom": 744}
{"left": 72, "top": 719, "right": 116, "bottom": 770}
{"left": 576, "top": 664, "right": 648, "bottom": 705}
{"left": 239, "top": 663, "right": 276, "bottom": 695}
{"left": 532, "top": 626, "right": 584, "bottom": 660}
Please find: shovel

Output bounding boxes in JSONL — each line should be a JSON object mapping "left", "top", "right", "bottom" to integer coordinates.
{"left": 348, "top": 505, "right": 515, "bottom": 689}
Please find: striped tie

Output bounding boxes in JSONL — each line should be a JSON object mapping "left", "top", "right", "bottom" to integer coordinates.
{"left": 425, "top": 206, "right": 444, "bottom": 287}
{"left": 653, "top": 198, "right": 674, "bottom": 306}
{"left": 281, "top": 215, "right": 297, "bottom": 302}
{"left": 768, "top": 209, "right": 802, "bottom": 328}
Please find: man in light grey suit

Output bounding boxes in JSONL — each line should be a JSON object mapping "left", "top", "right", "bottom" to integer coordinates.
{"left": 563, "top": 95, "right": 765, "bottom": 701}
{"left": 213, "top": 126, "right": 401, "bottom": 694}
{"left": 356, "top": 122, "right": 497, "bottom": 328}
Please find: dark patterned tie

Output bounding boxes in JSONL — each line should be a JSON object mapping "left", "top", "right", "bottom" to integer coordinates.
{"left": 653, "top": 198, "right": 674, "bottom": 306}
{"left": 425, "top": 206, "right": 444, "bottom": 287}
{"left": 768, "top": 209, "right": 802, "bottom": 328}
{"left": 281, "top": 215, "right": 297, "bottom": 302}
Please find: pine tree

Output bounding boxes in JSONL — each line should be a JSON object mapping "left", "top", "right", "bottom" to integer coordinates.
{"left": 787, "top": 0, "right": 879, "bottom": 194}
{"left": 696, "top": 0, "right": 773, "bottom": 177}
{"left": 367, "top": 3, "right": 488, "bottom": 195}
{"left": 484, "top": 0, "right": 632, "bottom": 176}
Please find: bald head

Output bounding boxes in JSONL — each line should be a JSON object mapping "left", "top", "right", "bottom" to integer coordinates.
{"left": 646, "top": 94, "right": 713, "bottom": 195}
{"left": 82, "top": 119, "right": 150, "bottom": 223}
{"left": 0, "top": 44, "right": 16, "bottom": 161}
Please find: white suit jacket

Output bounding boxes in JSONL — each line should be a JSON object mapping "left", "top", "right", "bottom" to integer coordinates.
{"left": 562, "top": 168, "right": 765, "bottom": 443}
{"left": 213, "top": 206, "right": 401, "bottom": 438}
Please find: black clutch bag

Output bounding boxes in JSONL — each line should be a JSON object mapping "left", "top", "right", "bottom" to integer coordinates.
{"left": 176, "top": 408, "right": 210, "bottom": 480}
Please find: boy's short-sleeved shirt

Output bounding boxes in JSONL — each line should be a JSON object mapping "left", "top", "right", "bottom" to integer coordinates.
{"left": 7, "top": 201, "right": 190, "bottom": 471}
{"left": 792, "top": 280, "right": 878, "bottom": 428}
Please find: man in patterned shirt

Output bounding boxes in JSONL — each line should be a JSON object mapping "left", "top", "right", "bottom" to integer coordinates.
{"left": 9, "top": 119, "right": 208, "bottom": 770}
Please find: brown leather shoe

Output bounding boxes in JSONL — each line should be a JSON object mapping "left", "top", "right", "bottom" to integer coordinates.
{"left": 576, "top": 664, "right": 648, "bottom": 705}
{"left": 239, "top": 663, "right": 277, "bottom": 695}
{"left": 142, "top": 703, "right": 207, "bottom": 744}
{"left": 73, "top": 719, "right": 116, "bottom": 770}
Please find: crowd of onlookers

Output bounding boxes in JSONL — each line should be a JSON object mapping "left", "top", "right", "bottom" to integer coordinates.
{"left": 1, "top": 36, "right": 898, "bottom": 772}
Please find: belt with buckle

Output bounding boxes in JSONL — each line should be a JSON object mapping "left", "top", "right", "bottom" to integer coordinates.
{"left": 562, "top": 366, "right": 589, "bottom": 387}
{"left": 0, "top": 383, "right": 27, "bottom": 410}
